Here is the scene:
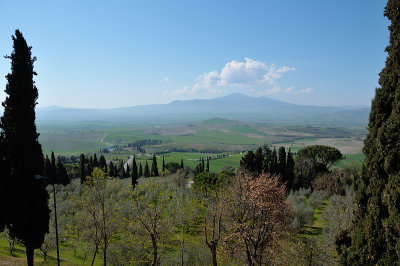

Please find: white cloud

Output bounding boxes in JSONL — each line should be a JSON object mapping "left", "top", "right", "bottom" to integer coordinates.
{"left": 285, "top": 87, "right": 293, "bottom": 93}
{"left": 173, "top": 58, "right": 295, "bottom": 95}
{"left": 162, "top": 90, "right": 169, "bottom": 96}
{"left": 298, "top": 88, "right": 314, "bottom": 94}
{"left": 266, "top": 86, "right": 281, "bottom": 95}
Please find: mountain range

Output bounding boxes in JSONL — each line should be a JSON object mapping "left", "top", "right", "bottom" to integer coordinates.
{"left": 35, "top": 93, "right": 370, "bottom": 125}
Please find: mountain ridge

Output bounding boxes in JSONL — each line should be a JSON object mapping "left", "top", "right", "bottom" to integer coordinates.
{"left": 35, "top": 93, "right": 370, "bottom": 125}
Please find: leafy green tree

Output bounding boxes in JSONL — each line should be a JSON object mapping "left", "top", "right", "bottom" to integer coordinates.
{"left": 0, "top": 30, "right": 50, "bottom": 266}
{"left": 72, "top": 168, "right": 121, "bottom": 265}
{"left": 348, "top": 1, "right": 400, "bottom": 264}
{"left": 151, "top": 154, "right": 159, "bottom": 177}
{"left": 131, "top": 156, "right": 138, "bottom": 188}
{"left": 128, "top": 178, "right": 174, "bottom": 265}
{"left": 166, "top": 162, "right": 180, "bottom": 174}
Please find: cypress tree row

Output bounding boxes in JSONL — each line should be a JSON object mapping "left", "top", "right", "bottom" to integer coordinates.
{"left": 348, "top": 1, "right": 400, "bottom": 264}
{"left": 0, "top": 30, "right": 50, "bottom": 266}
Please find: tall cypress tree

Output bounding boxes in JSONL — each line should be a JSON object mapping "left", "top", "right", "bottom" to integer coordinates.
{"left": 126, "top": 164, "right": 130, "bottom": 177}
{"left": 270, "top": 147, "right": 278, "bottom": 175}
{"left": 286, "top": 149, "right": 295, "bottom": 191}
{"left": 162, "top": 155, "right": 165, "bottom": 172}
{"left": 206, "top": 157, "right": 209, "bottom": 172}
{"left": 348, "top": 1, "right": 400, "bottom": 264}
{"left": 1, "top": 30, "right": 50, "bottom": 266}
{"left": 151, "top": 154, "right": 159, "bottom": 177}
{"left": 131, "top": 156, "right": 138, "bottom": 187}
{"left": 278, "top": 147, "right": 287, "bottom": 183}
{"left": 180, "top": 158, "right": 184, "bottom": 169}
{"left": 144, "top": 161, "right": 150, "bottom": 177}
{"left": 139, "top": 162, "right": 143, "bottom": 177}
{"left": 0, "top": 133, "right": 7, "bottom": 231}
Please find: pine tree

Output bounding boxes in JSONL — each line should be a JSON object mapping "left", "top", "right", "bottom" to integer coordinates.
{"left": 0, "top": 30, "right": 50, "bottom": 266}
{"left": 348, "top": 1, "right": 400, "bottom": 264}
{"left": 79, "top": 154, "right": 86, "bottom": 184}
{"left": 131, "top": 156, "right": 138, "bottom": 187}
{"left": 144, "top": 161, "right": 150, "bottom": 177}
{"left": 139, "top": 162, "right": 143, "bottom": 177}
{"left": 151, "top": 154, "right": 159, "bottom": 177}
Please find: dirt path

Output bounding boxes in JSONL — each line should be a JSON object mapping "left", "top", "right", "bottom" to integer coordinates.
{"left": 124, "top": 155, "right": 134, "bottom": 171}
{"left": 100, "top": 132, "right": 108, "bottom": 142}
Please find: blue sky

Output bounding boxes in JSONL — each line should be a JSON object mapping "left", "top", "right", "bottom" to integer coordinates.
{"left": 0, "top": 0, "right": 389, "bottom": 108}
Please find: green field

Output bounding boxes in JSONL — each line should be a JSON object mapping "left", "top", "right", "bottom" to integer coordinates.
{"left": 38, "top": 119, "right": 366, "bottom": 171}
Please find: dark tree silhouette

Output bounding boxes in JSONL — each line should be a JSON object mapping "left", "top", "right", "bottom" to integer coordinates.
{"left": 131, "top": 156, "right": 138, "bottom": 187}
{"left": 278, "top": 147, "right": 287, "bottom": 183}
{"left": 151, "top": 154, "right": 159, "bottom": 177}
{"left": 79, "top": 154, "right": 86, "bottom": 183}
{"left": 144, "top": 161, "right": 150, "bottom": 177}
{"left": 348, "top": 1, "right": 400, "bottom": 264}
{"left": 139, "top": 162, "right": 143, "bottom": 177}
{"left": 1, "top": 30, "right": 50, "bottom": 266}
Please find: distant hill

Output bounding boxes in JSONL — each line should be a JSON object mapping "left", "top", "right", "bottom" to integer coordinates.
{"left": 35, "top": 93, "right": 370, "bottom": 125}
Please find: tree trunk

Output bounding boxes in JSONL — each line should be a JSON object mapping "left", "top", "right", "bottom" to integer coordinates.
{"left": 91, "top": 246, "right": 98, "bottom": 266}
{"left": 151, "top": 234, "right": 158, "bottom": 266}
{"left": 211, "top": 245, "right": 217, "bottom": 266}
{"left": 104, "top": 242, "right": 107, "bottom": 266}
{"left": 26, "top": 243, "right": 34, "bottom": 266}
